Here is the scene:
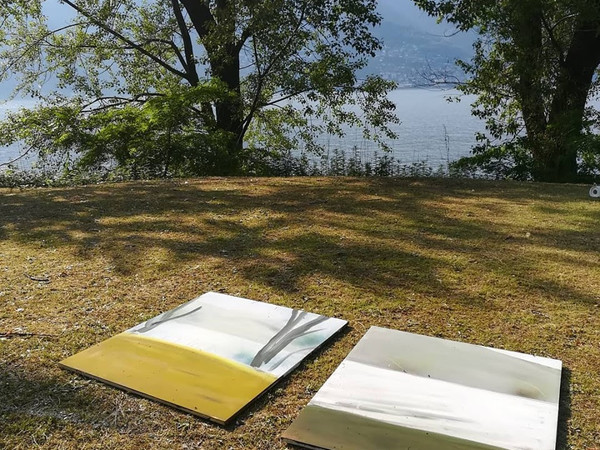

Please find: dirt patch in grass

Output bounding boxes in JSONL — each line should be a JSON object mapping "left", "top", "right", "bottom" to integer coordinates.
{"left": 1, "top": 177, "right": 598, "bottom": 449}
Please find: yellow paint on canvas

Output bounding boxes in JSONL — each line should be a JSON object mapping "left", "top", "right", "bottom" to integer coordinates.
{"left": 60, "top": 333, "right": 277, "bottom": 423}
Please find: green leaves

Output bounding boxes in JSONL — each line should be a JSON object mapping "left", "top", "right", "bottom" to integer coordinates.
{"left": 416, "top": 0, "right": 600, "bottom": 181}
{"left": 0, "top": 82, "right": 232, "bottom": 178}
{"left": 1, "top": 0, "right": 396, "bottom": 177}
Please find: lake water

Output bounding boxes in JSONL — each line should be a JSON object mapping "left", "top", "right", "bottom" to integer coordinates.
{"left": 307, "top": 88, "right": 483, "bottom": 168}
{"left": 0, "top": 89, "right": 485, "bottom": 170}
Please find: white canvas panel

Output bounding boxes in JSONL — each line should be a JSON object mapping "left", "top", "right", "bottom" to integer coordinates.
{"left": 283, "top": 326, "right": 562, "bottom": 450}
{"left": 127, "top": 292, "right": 345, "bottom": 377}
{"left": 61, "top": 292, "right": 347, "bottom": 424}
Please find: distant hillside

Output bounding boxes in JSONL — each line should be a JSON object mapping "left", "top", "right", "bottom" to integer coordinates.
{"left": 363, "top": 0, "right": 475, "bottom": 86}
{"left": 0, "top": 1, "right": 475, "bottom": 94}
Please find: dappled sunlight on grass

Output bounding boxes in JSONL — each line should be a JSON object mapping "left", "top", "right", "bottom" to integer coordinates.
{"left": 1, "top": 177, "right": 599, "bottom": 448}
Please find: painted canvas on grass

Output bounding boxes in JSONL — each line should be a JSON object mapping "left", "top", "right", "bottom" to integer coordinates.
{"left": 283, "top": 326, "right": 562, "bottom": 450}
{"left": 60, "top": 292, "right": 346, "bottom": 424}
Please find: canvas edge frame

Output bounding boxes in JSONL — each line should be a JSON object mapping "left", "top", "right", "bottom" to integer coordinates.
{"left": 58, "top": 320, "right": 348, "bottom": 426}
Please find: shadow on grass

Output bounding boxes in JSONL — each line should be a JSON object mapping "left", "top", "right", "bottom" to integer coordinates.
{"left": 0, "top": 365, "right": 118, "bottom": 446}
{"left": 557, "top": 367, "right": 572, "bottom": 450}
{"left": 2, "top": 176, "right": 591, "bottom": 448}
{"left": 1, "top": 178, "right": 598, "bottom": 308}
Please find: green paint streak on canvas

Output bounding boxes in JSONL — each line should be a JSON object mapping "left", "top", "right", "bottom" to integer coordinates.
{"left": 60, "top": 332, "right": 276, "bottom": 423}
{"left": 283, "top": 405, "right": 505, "bottom": 450}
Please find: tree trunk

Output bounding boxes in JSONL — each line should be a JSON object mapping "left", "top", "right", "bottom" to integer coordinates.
{"left": 179, "top": 0, "right": 245, "bottom": 176}
{"left": 539, "top": 18, "right": 600, "bottom": 182}
{"left": 211, "top": 43, "right": 245, "bottom": 175}
{"left": 511, "top": 1, "right": 550, "bottom": 178}
{"left": 510, "top": 3, "right": 600, "bottom": 182}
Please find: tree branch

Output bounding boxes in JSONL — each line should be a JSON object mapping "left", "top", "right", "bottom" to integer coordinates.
{"left": 240, "top": 2, "right": 308, "bottom": 139}
{"left": 80, "top": 93, "right": 164, "bottom": 111}
{"left": 1, "top": 22, "right": 87, "bottom": 78}
{"left": 171, "top": 0, "right": 199, "bottom": 85}
{"left": 262, "top": 89, "right": 311, "bottom": 107}
{"left": 540, "top": 13, "right": 565, "bottom": 65}
{"left": 0, "top": 144, "right": 36, "bottom": 167}
{"left": 59, "top": 0, "right": 189, "bottom": 81}
{"left": 179, "top": 0, "right": 215, "bottom": 39}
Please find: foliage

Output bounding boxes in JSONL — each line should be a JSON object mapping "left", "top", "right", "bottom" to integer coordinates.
{"left": 1, "top": 146, "right": 447, "bottom": 186}
{"left": 0, "top": 0, "right": 398, "bottom": 176}
{"left": 239, "top": 147, "right": 440, "bottom": 178}
{"left": 449, "top": 139, "right": 535, "bottom": 181}
{"left": 0, "top": 83, "right": 235, "bottom": 178}
{"left": 415, "top": 0, "right": 600, "bottom": 182}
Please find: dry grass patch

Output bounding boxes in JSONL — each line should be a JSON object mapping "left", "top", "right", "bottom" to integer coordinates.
{"left": 1, "top": 177, "right": 599, "bottom": 449}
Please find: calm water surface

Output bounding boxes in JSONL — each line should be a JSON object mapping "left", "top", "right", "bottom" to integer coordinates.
{"left": 0, "top": 89, "right": 484, "bottom": 169}
{"left": 309, "top": 88, "right": 483, "bottom": 168}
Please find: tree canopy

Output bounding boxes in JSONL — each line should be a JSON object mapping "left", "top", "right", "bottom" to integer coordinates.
{"left": 415, "top": 0, "right": 600, "bottom": 182}
{"left": 0, "top": 0, "right": 397, "bottom": 177}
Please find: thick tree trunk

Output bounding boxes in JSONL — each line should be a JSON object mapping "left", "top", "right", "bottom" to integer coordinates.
{"left": 511, "top": 1, "right": 553, "bottom": 180}
{"left": 211, "top": 44, "right": 245, "bottom": 175}
{"left": 538, "top": 18, "right": 600, "bottom": 182}
{"left": 512, "top": 1, "right": 547, "bottom": 156}
{"left": 179, "top": 0, "right": 245, "bottom": 175}
{"left": 510, "top": 3, "right": 600, "bottom": 182}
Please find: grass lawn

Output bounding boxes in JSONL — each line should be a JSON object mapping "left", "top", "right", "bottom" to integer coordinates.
{"left": 1, "top": 177, "right": 599, "bottom": 449}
